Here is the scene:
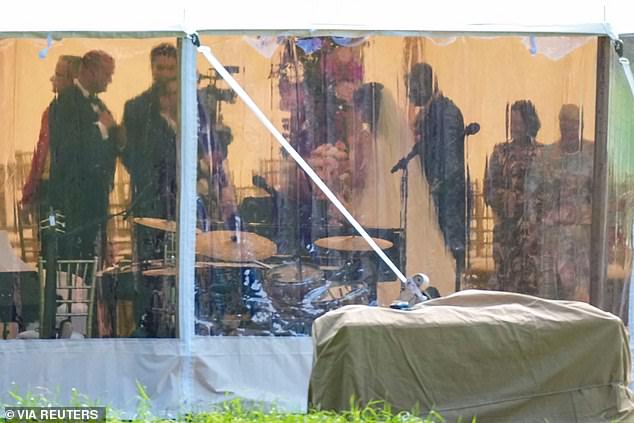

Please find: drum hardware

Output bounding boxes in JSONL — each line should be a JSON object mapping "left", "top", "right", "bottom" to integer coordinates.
{"left": 197, "top": 261, "right": 267, "bottom": 269}
{"left": 220, "top": 314, "right": 245, "bottom": 335}
{"left": 195, "top": 319, "right": 214, "bottom": 336}
{"left": 262, "top": 259, "right": 328, "bottom": 334}
{"left": 263, "top": 260, "right": 325, "bottom": 313}
{"left": 194, "top": 263, "right": 263, "bottom": 335}
{"left": 314, "top": 235, "right": 392, "bottom": 305}
{"left": 150, "top": 279, "right": 177, "bottom": 337}
{"left": 133, "top": 216, "right": 206, "bottom": 272}
{"left": 318, "top": 264, "right": 341, "bottom": 271}
{"left": 253, "top": 259, "right": 274, "bottom": 269}
{"left": 303, "top": 281, "right": 369, "bottom": 315}
{"left": 141, "top": 261, "right": 246, "bottom": 277}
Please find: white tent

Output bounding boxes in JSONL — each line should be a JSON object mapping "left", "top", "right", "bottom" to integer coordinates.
{"left": 1, "top": 1, "right": 633, "bottom": 417}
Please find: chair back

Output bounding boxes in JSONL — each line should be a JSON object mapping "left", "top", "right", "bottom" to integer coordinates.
{"left": 38, "top": 257, "right": 99, "bottom": 337}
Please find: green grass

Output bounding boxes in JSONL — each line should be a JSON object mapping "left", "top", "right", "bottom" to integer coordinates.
{"left": 3, "top": 383, "right": 475, "bottom": 423}
{"left": 180, "top": 399, "right": 468, "bottom": 422}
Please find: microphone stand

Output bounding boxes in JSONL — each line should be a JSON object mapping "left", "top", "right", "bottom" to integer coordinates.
{"left": 457, "top": 122, "right": 480, "bottom": 292}
{"left": 391, "top": 122, "right": 480, "bottom": 295}
{"left": 398, "top": 167, "right": 409, "bottom": 278}
{"left": 391, "top": 145, "right": 420, "bottom": 283}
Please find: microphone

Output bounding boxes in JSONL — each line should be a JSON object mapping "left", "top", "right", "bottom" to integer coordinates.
{"left": 464, "top": 122, "right": 480, "bottom": 136}
{"left": 390, "top": 143, "right": 420, "bottom": 174}
{"left": 252, "top": 174, "right": 277, "bottom": 197}
{"left": 391, "top": 122, "right": 480, "bottom": 174}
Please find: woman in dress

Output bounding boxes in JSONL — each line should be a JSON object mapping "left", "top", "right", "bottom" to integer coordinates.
{"left": 485, "top": 100, "right": 542, "bottom": 294}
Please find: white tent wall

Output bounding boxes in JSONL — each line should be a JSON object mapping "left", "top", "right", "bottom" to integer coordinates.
{"left": 0, "top": 338, "right": 313, "bottom": 416}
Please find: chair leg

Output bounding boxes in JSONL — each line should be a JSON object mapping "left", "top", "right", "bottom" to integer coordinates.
{"left": 86, "top": 257, "right": 99, "bottom": 338}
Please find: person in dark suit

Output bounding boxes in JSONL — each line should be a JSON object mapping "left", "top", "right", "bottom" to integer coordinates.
{"left": 408, "top": 63, "right": 466, "bottom": 285}
{"left": 122, "top": 42, "right": 236, "bottom": 261}
{"left": 122, "top": 44, "right": 177, "bottom": 257}
{"left": 48, "top": 50, "right": 119, "bottom": 260}
{"left": 22, "top": 55, "right": 81, "bottom": 207}
{"left": 121, "top": 43, "right": 178, "bottom": 262}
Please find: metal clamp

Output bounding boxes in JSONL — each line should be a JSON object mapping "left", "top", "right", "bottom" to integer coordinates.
{"left": 188, "top": 32, "right": 201, "bottom": 48}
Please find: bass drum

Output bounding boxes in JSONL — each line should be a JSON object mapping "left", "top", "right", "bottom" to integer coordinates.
{"left": 264, "top": 262, "right": 324, "bottom": 313}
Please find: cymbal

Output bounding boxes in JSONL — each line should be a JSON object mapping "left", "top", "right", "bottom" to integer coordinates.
{"left": 133, "top": 217, "right": 202, "bottom": 234}
{"left": 314, "top": 235, "right": 393, "bottom": 252}
{"left": 142, "top": 262, "right": 232, "bottom": 277}
{"left": 196, "top": 230, "right": 277, "bottom": 262}
{"left": 198, "top": 261, "right": 266, "bottom": 269}
{"left": 133, "top": 217, "right": 176, "bottom": 232}
{"left": 143, "top": 267, "right": 177, "bottom": 277}
{"left": 96, "top": 265, "right": 119, "bottom": 277}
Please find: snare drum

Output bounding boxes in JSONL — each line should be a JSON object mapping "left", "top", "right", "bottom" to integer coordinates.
{"left": 264, "top": 262, "right": 324, "bottom": 310}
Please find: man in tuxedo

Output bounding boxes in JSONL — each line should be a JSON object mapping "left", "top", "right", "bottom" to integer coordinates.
{"left": 48, "top": 50, "right": 119, "bottom": 259}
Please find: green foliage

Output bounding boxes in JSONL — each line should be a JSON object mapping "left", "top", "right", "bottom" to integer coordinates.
{"left": 3, "top": 385, "right": 475, "bottom": 422}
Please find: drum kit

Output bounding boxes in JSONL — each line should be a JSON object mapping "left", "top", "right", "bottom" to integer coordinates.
{"left": 125, "top": 217, "right": 394, "bottom": 336}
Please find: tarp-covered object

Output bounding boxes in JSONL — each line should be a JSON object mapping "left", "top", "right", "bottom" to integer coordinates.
{"left": 309, "top": 290, "right": 634, "bottom": 422}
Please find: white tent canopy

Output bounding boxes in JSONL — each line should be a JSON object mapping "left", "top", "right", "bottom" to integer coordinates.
{"left": 0, "top": 0, "right": 633, "bottom": 37}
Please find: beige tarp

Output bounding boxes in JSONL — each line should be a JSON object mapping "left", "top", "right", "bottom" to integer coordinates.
{"left": 309, "top": 290, "right": 634, "bottom": 422}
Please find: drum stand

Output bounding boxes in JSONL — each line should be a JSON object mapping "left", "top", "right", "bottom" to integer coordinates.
{"left": 397, "top": 166, "right": 410, "bottom": 279}
{"left": 150, "top": 232, "right": 177, "bottom": 337}
{"left": 346, "top": 252, "right": 379, "bottom": 304}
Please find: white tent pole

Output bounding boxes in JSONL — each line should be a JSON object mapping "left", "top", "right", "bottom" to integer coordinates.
{"left": 195, "top": 40, "right": 421, "bottom": 292}
{"left": 178, "top": 36, "right": 197, "bottom": 405}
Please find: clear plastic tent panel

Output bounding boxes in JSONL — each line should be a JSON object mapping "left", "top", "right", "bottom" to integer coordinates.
{"left": 192, "top": 35, "right": 602, "bottom": 337}
{"left": 0, "top": 35, "right": 615, "bottom": 342}
{"left": 0, "top": 38, "right": 181, "bottom": 339}
{"left": 606, "top": 36, "right": 634, "bottom": 322}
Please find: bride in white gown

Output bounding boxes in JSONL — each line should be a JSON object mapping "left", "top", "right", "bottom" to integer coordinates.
{"left": 350, "top": 83, "right": 456, "bottom": 297}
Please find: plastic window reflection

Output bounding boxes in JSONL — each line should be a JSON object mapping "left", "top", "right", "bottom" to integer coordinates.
{"left": 0, "top": 35, "right": 607, "bottom": 339}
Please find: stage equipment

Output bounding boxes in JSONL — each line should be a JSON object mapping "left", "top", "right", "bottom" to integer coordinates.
{"left": 314, "top": 235, "right": 393, "bottom": 252}
{"left": 196, "top": 230, "right": 277, "bottom": 262}
{"left": 304, "top": 281, "right": 369, "bottom": 315}
{"left": 264, "top": 261, "right": 324, "bottom": 313}
{"left": 132, "top": 217, "right": 203, "bottom": 234}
